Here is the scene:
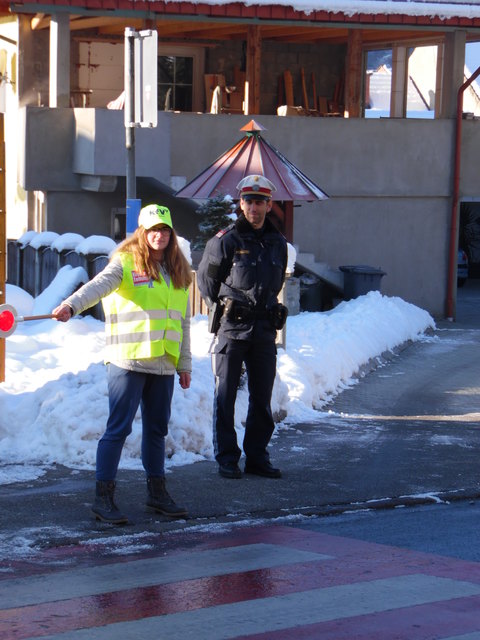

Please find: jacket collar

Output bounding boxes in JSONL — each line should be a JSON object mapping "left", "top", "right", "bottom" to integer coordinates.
{"left": 235, "top": 213, "right": 278, "bottom": 236}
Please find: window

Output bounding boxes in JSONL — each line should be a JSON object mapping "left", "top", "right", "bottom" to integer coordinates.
{"left": 158, "top": 55, "right": 193, "bottom": 111}
{"left": 364, "top": 45, "right": 438, "bottom": 119}
{"left": 405, "top": 45, "right": 437, "bottom": 119}
{"left": 157, "top": 46, "right": 205, "bottom": 113}
{"left": 111, "top": 208, "right": 126, "bottom": 241}
{"left": 364, "top": 49, "right": 392, "bottom": 118}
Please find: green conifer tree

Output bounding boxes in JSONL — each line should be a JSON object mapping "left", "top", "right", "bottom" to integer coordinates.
{"left": 193, "top": 194, "right": 237, "bottom": 249}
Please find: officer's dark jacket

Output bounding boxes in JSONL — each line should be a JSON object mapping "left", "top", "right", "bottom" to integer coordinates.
{"left": 197, "top": 214, "right": 287, "bottom": 340}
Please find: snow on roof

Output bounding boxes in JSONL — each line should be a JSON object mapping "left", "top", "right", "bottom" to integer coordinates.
{"left": 171, "top": 0, "right": 480, "bottom": 20}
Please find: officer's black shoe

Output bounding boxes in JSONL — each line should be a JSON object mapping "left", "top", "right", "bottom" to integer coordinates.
{"left": 244, "top": 460, "right": 282, "bottom": 479}
{"left": 218, "top": 462, "right": 242, "bottom": 479}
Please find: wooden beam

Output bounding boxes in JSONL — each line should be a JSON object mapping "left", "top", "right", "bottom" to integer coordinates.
{"left": 311, "top": 71, "right": 317, "bottom": 112}
{"left": 283, "top": 70, "right": 294, "bottom": 106}
{"left": 31, "top": 13, "right": 47, "bottom": 30}
{"left": 262, "top": 26, "right": 337, "bottom": 40}
{"left": 245, "top": 25, "right": 261, "bottom": 115}
{"left": 160, "top": 23, "right": 247, "bottom": 40}
{"left": 69, "top": 16, "right": 140, "bottom": 32}
{"left": 30, "top": 11, "right": 448, "bottom": 52}
{"left": 344, "top": 29, "right": 363, "bottom": 118}
{"left": 0, "top": 113, "right": 5, "bottom": 383}
{"left": 390, "top": 45, "right": 408, "bottom": 117}
{"left": 268, "top": 28, "right": 349, "bottom": 44}
{"left": 284, "top": 201, "right": 294, "bottom": 244}
{"left": 300, "top": 67, "right": 309, "bottom": 110}
{"left": 361, "top": 30, "right": 440, "bottom": 46}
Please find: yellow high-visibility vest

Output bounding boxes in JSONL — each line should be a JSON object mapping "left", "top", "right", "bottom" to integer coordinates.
{"left": 102, "top": 253, "right": 189, "bottom": 365}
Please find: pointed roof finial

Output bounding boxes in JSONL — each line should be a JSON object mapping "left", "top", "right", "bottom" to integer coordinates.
{"left": 240, "top": 119, "right": 266, "bottom": 132}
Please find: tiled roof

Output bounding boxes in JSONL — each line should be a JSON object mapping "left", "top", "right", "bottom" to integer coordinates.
{"left": 5, "top": 0, "right": 480, "bottom": 25}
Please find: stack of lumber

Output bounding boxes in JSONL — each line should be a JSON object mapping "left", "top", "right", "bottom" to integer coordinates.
{"left": 277, "top": 68, "right": 344, "bottom": 117}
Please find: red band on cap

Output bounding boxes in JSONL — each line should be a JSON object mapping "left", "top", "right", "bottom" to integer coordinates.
{"left": 240, "top": 187, "right": 271, "bottom": 195}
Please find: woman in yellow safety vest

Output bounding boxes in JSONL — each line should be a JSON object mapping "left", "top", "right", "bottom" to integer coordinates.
{"left": 53, "top": 204, "right": 192, "bottom": 525}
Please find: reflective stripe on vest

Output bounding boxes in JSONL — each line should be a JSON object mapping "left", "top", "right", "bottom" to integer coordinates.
{"left": 102, "top": 254, "right": 189, "bottom": 364}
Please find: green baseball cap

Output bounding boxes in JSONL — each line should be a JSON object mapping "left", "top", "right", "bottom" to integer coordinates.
{"left": 138, "top": 204, "right": 173, "bottom": 230}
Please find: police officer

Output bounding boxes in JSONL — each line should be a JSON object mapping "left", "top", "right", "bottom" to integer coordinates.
{"left": 197, "top": 175, "right": 288, "bottom": 479}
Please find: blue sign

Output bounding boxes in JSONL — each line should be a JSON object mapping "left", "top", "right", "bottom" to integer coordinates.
{"left": 126, "top": 198, "right": 142, "bottom": 236}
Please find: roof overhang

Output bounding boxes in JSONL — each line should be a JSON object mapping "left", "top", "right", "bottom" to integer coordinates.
{"left": 8, "top": 0, "right": 480, "bottom": 26}
{"left": 5, "top": 1, "right": 480, "bottom": 47}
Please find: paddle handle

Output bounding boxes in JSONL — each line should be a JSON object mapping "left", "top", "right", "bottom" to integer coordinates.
{"left": 17, "top": 314, "right": 55, "bottom": 322}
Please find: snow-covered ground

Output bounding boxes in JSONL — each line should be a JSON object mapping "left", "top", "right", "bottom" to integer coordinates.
{"left": 1, "top": 276, "right": 434, "bottom": 486}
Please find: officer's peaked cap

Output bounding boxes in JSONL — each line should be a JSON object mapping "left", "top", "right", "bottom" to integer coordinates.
{"left": 236, "top": 174, "right": 277, "bottom": 200}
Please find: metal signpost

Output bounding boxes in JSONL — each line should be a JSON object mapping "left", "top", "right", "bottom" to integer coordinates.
{"left": 124, "top": 28, "right": 158, "bottom": 235}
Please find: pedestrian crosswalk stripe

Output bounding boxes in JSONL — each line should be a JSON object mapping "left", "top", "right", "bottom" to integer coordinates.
{"left": 32, "top": 574, "right": 480, "bottom": 640}
{"left": 0, "top": 543, "right": 331, "bottom": 609}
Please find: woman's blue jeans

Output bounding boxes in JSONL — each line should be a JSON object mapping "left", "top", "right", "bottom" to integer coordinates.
{"left": 96, "top": 364, "right": 174, "bottom": 482}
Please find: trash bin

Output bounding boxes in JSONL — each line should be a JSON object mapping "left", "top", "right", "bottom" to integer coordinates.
{"left": 299, "top": 273, "right": 323, "bottom": 311}
{"left": 339, "top": 265, "right": 386, "bottom": 300}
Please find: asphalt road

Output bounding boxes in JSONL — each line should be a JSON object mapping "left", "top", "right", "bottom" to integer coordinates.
{"left": 297, "top": 500, "right": 480, "bottom": 563}
{"left": 1, "top": 281, "right": 480, "bottom": 561}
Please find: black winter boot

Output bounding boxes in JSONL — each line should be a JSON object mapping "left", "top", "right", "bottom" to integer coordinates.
{"left": 146, "top": 476, "right": 188, "bottom": 518}
{"left": 91, "top": 480, "right": 128, "bottom": 524}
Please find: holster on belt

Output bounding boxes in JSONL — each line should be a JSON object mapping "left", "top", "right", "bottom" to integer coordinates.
{"left": 208, "top": 300, "right": 225, "bottom": 334}
{"left": 268, "top": 303, "right": 288, "bottom": 330}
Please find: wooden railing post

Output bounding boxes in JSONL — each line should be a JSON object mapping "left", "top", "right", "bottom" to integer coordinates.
{"left": 0, "top": 113, "right": 6, "bottom": 382}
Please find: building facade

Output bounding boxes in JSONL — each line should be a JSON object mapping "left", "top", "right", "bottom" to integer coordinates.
{"left": 2, "top": 1, "right": 480, "bottom": 318}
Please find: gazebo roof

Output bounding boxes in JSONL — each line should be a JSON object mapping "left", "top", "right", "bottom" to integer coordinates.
{"left": 175, "top": 120, "right": 328, "bottom": 202}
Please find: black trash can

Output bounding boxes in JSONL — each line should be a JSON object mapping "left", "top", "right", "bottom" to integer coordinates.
{"left": 339, "top": 265, "right": 386, "bottom": 301}
{"left": 299, "top": 273, "right": 324, "bottom": 311}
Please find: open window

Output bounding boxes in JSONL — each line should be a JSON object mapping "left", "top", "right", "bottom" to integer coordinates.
{"left": 364, "top": 45, "right": 438, "bottom": 118}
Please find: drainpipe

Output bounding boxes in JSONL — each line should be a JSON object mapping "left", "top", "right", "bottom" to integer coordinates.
{"left": 446, "top": 65, "right": 480, "bottom": 320}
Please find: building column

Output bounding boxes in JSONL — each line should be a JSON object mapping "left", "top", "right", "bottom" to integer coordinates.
{"left": 49, "top": 13, "right": 70, "bottom": 108}
{"left": 245, "top": 25, "right": 261, "bottom": 115}
{"left": 390, "top": 45, "right": 408, "bottom": 117}
{"left": 439, "top": 30, "right": 466, "bottom": 118}
{"left": 344, "top": 29, "right": 362, "bottom": 118}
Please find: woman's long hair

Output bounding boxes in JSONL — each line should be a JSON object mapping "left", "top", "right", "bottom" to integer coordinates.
{"left": 113, "top": 226, "right": 192, "bottom": 289}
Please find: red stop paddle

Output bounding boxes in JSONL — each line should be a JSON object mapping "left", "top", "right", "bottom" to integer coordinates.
{"left": 0, "top": 308, "right": 15, "bottom": 335}
{"left": 0, "top": 304, "right": 54, "bottom": 338}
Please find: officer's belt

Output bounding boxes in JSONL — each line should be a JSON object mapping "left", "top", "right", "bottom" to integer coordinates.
{"left": 224, "top": 299, "right": 267, "bottom": 322}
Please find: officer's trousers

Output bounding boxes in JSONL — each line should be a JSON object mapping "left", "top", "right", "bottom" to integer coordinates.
{"left": 212, "top": 336, "right": 277, "bottom": 465}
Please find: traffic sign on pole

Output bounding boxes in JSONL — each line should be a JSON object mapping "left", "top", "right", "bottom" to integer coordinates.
{"left": 135, "top": 29, "right": 158, "bottom": 128}
{"left": 125, "top": 28, "right": 158, "bottom": 128}
{"left": 124, "top": 27, "right": 158, "bottom": 235}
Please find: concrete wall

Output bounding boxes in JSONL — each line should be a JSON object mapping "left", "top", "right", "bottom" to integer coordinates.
{"left": 19, "top": 107, "right": 480, "bottom": 318}
{"left": 21, "top": 106, "right": 172, "bottom": 186}
{"left": 167, "top": 113, "right": 464, "bottom": 318}
{"left": 45, "top": 190, "right": 119, "bottom": 236}
{"left": 18, "top": 15, "right": 49, "bottom": 108}
{"left": 19, "top": 107, "right": 198, "bottom": 240}
{"left": 19, "top": 107, "right": 81, "bottom": 191}
{"left": 73, "top": 108, "right": 171, "bottom": 180}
